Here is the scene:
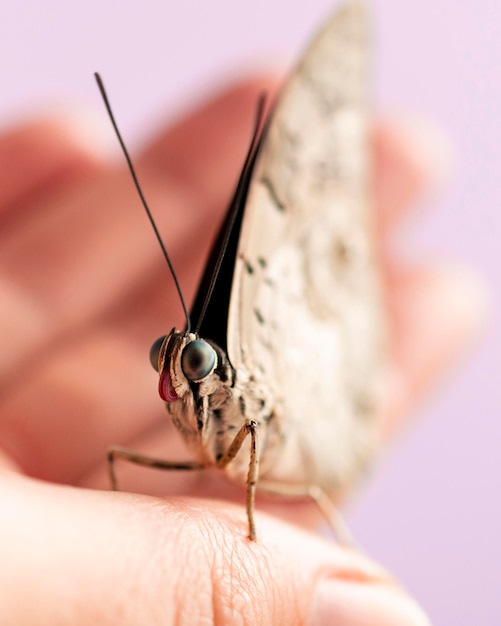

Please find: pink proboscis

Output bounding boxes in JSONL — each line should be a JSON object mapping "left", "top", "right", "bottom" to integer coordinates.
{"left": 159, "top": 371, "right": 178, "bottom": 402}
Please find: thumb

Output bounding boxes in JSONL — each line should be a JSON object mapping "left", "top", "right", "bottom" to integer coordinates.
{"left": 1, "top": 470, "right": 430, "bottom": 625}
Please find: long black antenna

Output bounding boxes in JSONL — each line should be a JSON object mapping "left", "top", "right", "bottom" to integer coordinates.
{"left": 94, "top": 72, "right": 191, "bottom": 332}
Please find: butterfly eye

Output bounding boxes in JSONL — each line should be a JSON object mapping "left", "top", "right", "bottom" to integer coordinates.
{"left": 181, "top": 339, "right": 216, "bottom": 381}
{"left": 149, "top": 335, "right": 167, "bottom": 372}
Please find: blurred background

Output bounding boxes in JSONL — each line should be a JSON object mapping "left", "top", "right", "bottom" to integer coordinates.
{"left": 1, "top": 1, "right": 499, "bottom": 623}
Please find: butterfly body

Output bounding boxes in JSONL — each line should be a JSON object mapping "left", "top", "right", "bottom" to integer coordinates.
{"left": 159, "top": 329, "right": 279, "bottom": 483}
{"left": 105, "top": 0, "right": 386, "bottom": 540}
{"left": 165, "top": 0, "right": 384, "bottom": 494}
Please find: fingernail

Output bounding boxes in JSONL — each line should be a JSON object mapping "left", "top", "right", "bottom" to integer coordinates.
{"left": 308, "top": 579, "right": 431, "bottom": 626}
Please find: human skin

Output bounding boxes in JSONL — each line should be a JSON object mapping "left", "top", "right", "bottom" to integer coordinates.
{"left": 0, "top": 76, "right": 485, "bottom": 624}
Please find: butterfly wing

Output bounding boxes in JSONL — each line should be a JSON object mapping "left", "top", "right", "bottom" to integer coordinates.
{"left": 189, "top": 107, "right": 265, "bottom": 351}
{"left": 227, "top": 1, "right": 386, "bottom": 496}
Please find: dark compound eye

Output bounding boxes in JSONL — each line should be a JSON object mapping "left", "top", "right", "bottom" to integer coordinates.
{"left": 181, "top": 339, "right": 216, "bottom": 381}
{"left": 149, "top": 335, "right": 167, "bottom": 372}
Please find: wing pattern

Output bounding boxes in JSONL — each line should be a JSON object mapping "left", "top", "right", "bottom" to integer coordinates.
{"left": 228, "top": 1, "right": 386, "bottom": 495}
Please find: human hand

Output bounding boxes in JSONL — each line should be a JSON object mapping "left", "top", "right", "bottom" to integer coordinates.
{"left": 0, "top": 76, "right": 484, "bottom": 624}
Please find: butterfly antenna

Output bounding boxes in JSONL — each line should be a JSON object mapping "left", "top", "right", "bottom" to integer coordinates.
{"left": 94, "top": 72, "right": 191, "bottom": 332}
{"left": 194, "top": 95, "right": 267, "bottom": 334}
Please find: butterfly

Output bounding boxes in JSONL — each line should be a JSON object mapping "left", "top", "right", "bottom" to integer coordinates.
{"left": 97, "top": 0, "right": 386, "bottom": 542}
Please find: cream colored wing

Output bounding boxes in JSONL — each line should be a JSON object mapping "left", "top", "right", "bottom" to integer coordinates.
{"left": 227, "top": 1, "right": 386, "bottom": 496}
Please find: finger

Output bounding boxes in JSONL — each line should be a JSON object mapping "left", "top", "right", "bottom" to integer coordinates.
{"left": 0, "top": 116, "right": 106, "bottom": 381}
{"left": 0, "top": 472, "right": 430, "bottom": 626}
{"left": 383, "top": 264, "right": 489, "bottom": 434}
{"left": 373, "top": 116, "right": 452, "bottom": 233}
{"left": 0, "top": 116, "right": 102, "bottom": 216}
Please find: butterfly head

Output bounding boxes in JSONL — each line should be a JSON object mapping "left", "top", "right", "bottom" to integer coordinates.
{"left": 150, "top": 330, "right": 220, "bottom": 403}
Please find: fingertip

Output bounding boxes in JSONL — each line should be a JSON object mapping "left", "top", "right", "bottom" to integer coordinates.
{"left": 0, "top": 111, "right": 105, "bottom": 213}
{"left": 374, "top": 114, "right": 453, "bottom": 231}
{"left": 395, "top": 263, "right": 490, "bottom": 364}
{"left": 386, "top": 263, "right": 490, "bottom": 430}
{"left": 138, "top": 73, "right": 281, "bottom": 206}
{"left": 432, "top": 263, "right": 491, "bottom": 335}
{"left": 42, "top": 106, "right": 125, "bottom": 161}
{"left": 141, "top": 72, "right": 281, "bottom": 156}
{"left": 238, "top": 509, "right": 430, "bottom": 626}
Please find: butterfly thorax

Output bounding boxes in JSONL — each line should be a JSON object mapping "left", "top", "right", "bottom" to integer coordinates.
{"left": 157, "top": 329, "right": 282, "bottom": 482}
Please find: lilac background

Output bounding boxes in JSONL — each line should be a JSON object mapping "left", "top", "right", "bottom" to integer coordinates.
{"left": 1, "top": 1, "right": 500, "bottom": 623}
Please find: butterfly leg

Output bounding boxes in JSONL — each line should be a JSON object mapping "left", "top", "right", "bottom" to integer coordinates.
{"left": 107, "top": 445, "right": 203, "bottom": 491}
{"left": 216, "top": 420, "right": 259, "bottom": 541}
{"left": 256, "top": 480, "right": 354, "bottom": 547}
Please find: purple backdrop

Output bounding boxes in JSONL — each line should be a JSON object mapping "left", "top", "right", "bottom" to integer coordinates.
{"left": 1, "top": 1, "right": 499, "bottom": 623}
